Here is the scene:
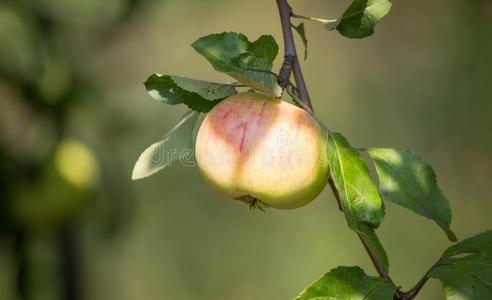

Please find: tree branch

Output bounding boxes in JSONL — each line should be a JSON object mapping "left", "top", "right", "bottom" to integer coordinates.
{"left": 397, "top": 265, "right": 435, "bottom": 300}
{"left": 277, "top": 0, "right": 388, "bottom": 275}
{"left": 276, "top": 0, "right": 313, "bottom": 111}
{"left": 276, "top": 1, "right": 429, "bottom": 299}
{"left": 398, "top": 277, "right": 429, "bottom": 300}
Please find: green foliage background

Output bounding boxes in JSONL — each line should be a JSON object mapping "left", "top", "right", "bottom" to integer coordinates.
{"left": 0, "top": 0, "right": 491, "bottom": 299}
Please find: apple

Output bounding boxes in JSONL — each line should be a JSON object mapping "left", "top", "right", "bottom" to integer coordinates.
{"left": 10, "top": 139, "right": 99, "bottom": 228}
{"left": 195, "top": 91, "right": 329, "bottom": 209}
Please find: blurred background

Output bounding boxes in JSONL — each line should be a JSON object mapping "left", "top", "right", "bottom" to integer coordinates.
{"left": 0, "top": 0, "right": 491, "bottom": 299}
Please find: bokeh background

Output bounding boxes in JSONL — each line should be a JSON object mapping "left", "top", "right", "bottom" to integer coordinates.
{"left": 1, "top": 0, "right": 491, "bottom": 299}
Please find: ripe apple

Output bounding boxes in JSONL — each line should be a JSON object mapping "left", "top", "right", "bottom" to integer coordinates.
{"left": 195, "top": 92, "right": 329, "bottom": 209}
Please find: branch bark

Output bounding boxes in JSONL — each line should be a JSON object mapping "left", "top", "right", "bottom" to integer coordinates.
{"left": 276, "top": 0, "right": 313, "bottom": 111}
{"left": 397, "top": 269, "right": 431, "bottom": 300}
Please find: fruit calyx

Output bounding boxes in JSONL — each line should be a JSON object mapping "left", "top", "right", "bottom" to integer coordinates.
{"left": 236, "top": 195, "right": 268, "bottom": 211}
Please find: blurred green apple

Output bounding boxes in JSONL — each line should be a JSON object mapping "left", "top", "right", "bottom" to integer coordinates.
{"left": 11, "top": 139, "right": 99, "bottom": 228}
{"left": 195, "top": 92, "right": 329, "bottom": 209}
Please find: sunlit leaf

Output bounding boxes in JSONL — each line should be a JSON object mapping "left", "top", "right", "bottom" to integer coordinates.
{"left": 367, "top": 148, "right": 456, "bottom": 242}
{"left": 132, "top": 110, "right": 199, "bottom": 180}
{"left": 327, "top": 132, "right": 388, "bottom": 273}
{"left": 192, "top": 32, "right": 281, "bottom": 97}
{"left": 327, "top": 132, "right": 384, "bottom": 227}
{"left": 144, "top": 74, "right": 236, "bottom": 112}
{"left": 331, "top": 0, "right": 392, "bottom": 39}
{"left": 294, "top": 266, "right": 396, "bottom": 300}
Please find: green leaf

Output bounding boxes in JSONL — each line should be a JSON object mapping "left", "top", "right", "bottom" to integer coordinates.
{"left": 443, "top": 230, "right": 492, "bottom": 257}
{"left": 292, "top": 22, "right": 308, "bottom": 60}
{"left": 132, "top": 110, "right": 199, "bottom": 180}
{"left": 170, "top": 76, "right": 237, "bottom": 101}
{"left": 191, "top": 32, "right": 281, "bottom": 97}
{"left": 294, "top": 266, "right": 396, "bottom": 300}
{"left": 429, "top": 230, "right": 492, "bottom": 300}
{"left": 327, "top": 133, "right": 388, "bottom": 273}
{"left": 327, "top": 132, "right": 384, "bottom": 227}
{"left": 431, "top": 255, "right": 492, "bottom": 300}
{"left": 144, "top": 74, "right": 236, "bottom": 112}
{"left": 333, "top": 0, "right": 392, "bottom": 39}
{"left": 367, "top": 148, "right": 457, "bottom": 242}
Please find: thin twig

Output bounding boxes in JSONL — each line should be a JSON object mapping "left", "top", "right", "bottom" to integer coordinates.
{"left": 276, "top": 0, "right": 313, "bottom": 111}
{"left": 398, "top": 277, "right": 430, "bottom": 300}
{"left": 397, "top": 263, "right": 437, "bottom": 300}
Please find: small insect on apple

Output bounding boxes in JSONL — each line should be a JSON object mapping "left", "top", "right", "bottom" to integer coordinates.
{"left": 195, "top": 92, "right": 329, "bottom": 210}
